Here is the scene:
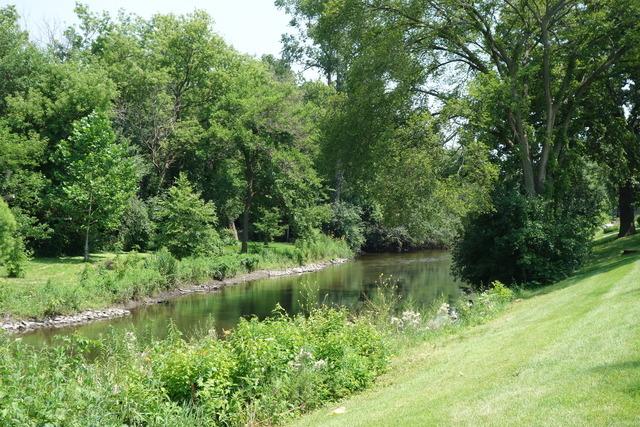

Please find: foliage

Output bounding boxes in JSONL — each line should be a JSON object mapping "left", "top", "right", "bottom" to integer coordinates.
{"left": 119, "top": 197, "right": 154, "bottom": 252}
{"left": 0, "top": 306, "right": 388, "bottom": 426}
{"left": 253, "top": 207, "right": 286, "bottom": 245}
{"left": 294, "top": 233, "right": 353, "bottom": 264}
{"left": 453, "top": 177, "right": 605, "bottom": 287}
{"left": 53, "top": 112, "right": 138, "bottom": 259}
{"left": 154, "top": 174, "right": 222, "bottom": 259}
{"left": 326, "top": 202, "right": 365, "bottom": 251}
{"left": 0, "top": 198, "right": 17, "bottom": 262}
{"left": 5, "top": 235, "right": 29, "bottom": 278}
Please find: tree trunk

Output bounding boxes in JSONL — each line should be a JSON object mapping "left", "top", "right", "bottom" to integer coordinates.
{"left": 83, "top": 226, "right": 90, "bottom": 262}
{"left": 241, "top": 207, "right": 250, "bottom": 253}
{"left": 334, "top": 159, "right": 344, "bottom": 203}
{"left": 229, "top": 220, "right": 238, "bottom": 241}
{"left": 618, "top": 181, "right": 636, "bottom": 238}
{"left": 241, "top": 158, "right": 254, "bottom": 254}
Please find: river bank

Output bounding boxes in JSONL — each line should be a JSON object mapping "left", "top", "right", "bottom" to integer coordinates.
{"left": 0, "top": 257, "right": 349, "bottom": 333}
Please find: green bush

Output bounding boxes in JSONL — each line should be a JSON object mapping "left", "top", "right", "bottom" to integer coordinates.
{"left": 145, "top": 247, "right": 178, "bottom": 288}
{"left": 0, "top": 199, "right": 28, "bottom": 277}
{"left": 253, "top": 207, "right": 286, "bottom": 245}
{"left": 5, "top": 235, "right": 29, "bottom": 278}
{"left": 453, "top": 184, "right": 602, "bottom": 287}
{"left": 154, "top": 173, "right": 223, "bottom": 259}
{"left": 295, "top": 234, "right": 352, "bottom": 263}
{"left": 326, "top": 202, "right": 365, "bottom": 251}
{"left": 119, "top": 197, "right": 154, "bottom": 251}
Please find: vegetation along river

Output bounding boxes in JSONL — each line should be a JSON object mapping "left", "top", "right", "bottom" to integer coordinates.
{"left": 22, "top": 250, "right": 464, "bottom": 346}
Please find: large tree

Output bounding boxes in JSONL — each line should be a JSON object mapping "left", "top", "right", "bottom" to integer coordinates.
{"left": 210, "top": 59, "right": 321, "bottom": 252}
{"left": 55, "top": 112, "right": 137, "bottom": 260}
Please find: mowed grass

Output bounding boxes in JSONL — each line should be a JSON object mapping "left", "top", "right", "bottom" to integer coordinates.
{"left": 0, "top": 253, "right": 130, "bottom": 288}
{"left": 292, "top": 233, "right": 640, "bottom": 426}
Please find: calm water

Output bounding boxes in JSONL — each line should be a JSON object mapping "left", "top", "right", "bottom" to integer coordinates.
{"left": 22, "top": 250, "right": 464, "bottom": 346}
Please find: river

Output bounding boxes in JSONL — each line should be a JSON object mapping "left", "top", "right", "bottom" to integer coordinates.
{"left": 21, "top": 250, "right": 464, "bottom": 346}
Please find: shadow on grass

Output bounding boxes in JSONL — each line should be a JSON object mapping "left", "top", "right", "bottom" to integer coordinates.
{"left": 590, "top": 360, "right": 640, "bottom": 372}
{"left": 523, "top": 234, "right": 640, "bottom": 298}
{"left": 31, "top": 253, "right": 123, "bottom": 266}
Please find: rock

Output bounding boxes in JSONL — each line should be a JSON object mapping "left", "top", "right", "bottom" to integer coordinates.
{"left": 332, "top": 406, "right": 347, "bottom": 415}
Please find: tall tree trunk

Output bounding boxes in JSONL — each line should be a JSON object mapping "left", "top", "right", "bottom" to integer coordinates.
{"left": 241, "top": 206, "right": 250, "bottom": 253}
{"left": 229, "top": 220, "right": 238, "bottom": 241}
{"left": 509, "top": 109, "right": 536, "bottom": 197}
{"left": 83, "top": 226, "right": 90, "bottom": 262}
{"left": 241, "top": 155, "right": 254, "bottom": 254}
{"left": 618, "top": 181, "right": 636, "bottom": 238}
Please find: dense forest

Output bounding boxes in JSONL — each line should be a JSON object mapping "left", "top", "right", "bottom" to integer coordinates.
{"left": 1, "top": 0, "right": 639, "bottom": 287}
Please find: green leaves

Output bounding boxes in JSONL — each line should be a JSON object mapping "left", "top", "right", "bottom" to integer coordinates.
{"left": 54, "top": 112, "right": 138, "bottom": 257}
{"left": 154, "top": 173, "right": 222, "bottom": 259}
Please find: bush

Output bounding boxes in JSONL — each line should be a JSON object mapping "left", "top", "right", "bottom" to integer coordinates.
{"left": 155, "top": 173, "right": 222, "bottom": 259}
{"left": 295, "top": 234, "right": 352, "bottom": 263}
{"left": 453, "top": 184, "right": 602, "bottom": 287}
{"left": 0, "top": 306, "right": 391, "bottom": 426}
{"left": 291, "top": 204, "right": 332, "bottom": 240}
{"left": 364, "top": 224, "right": 414, "bottom": 252}
{"left": 325, "top": 202, "right": 365, "bottom": 251}
{"left": 119, "top": 197, "right": 154, "bottom": 251}
{"left": 145, "top": 247, "right": 178, "bottom": 288}
{"left": 220, "top": 227, "right": 239, "bottom": 246}
{"left": 253, "top": 207, "right": 286, "bottom": 245}
{"left": 5, "top": 235, "right": 29, "bottom": 278}
{"left": 0, "top": 199, "right": 28, "bottom": 277}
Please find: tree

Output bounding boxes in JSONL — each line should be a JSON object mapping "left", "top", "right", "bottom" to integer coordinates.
{"left": 210, "top": 59, "right": 319, "bottom": 253}
{"left": 154, "top": 173, "right": 222, "bottom": 259}
{"left": 370, "top": 0, "right": 639, "bottom": 196}
{"left": 119, "top": 197, "right": 154, "bottom": 251}
{"left": 0, "top": 198, "right": 28, "bottom": 277}
{"left": 55, "top": 112, "right": 137, "bottom": 261}
{"left": 253, "top": 207, "right": 286, "bottom": 245}
{"left": 0, "top": 198, "right": 17, "bottom": 263}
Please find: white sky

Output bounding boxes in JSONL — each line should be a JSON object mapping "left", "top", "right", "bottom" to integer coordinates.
{"left": 4, "top": 0, "right": 292, "bottom": 58}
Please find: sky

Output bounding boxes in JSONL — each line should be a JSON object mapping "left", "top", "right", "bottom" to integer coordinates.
{"left": 4, "top": 0, "right": 292, "bottom": 58}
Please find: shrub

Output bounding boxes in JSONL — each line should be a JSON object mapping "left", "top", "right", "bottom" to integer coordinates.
{"left": 145, "top": 247, "right": 178, "bottom": 288}
{"left": 453, "top": 185, "right": 602, "bottom": 287}
{"left": 5, "top": 235, "right": 29, "bottom": 278}
{"left": 253, "top": 207, "right": 286, "bottom": 245}
{"left": 119, "top": 197, "right": 154, "bottom": 251}
{"left": 326, "top": 202, "right": 365, "bottom": 251}
{"left": 364, "top": 224, "right": 414, "bottom": 252}
{"left": 0, "top": 200, "right": 28, "bottom": 277}
{"left": 291, "top": 204, "right": 332, "bottom": 240}
{"left": 0, "top": 199, "right": 17, "bottom": 257}
{"left": 220, "top": 227, "right": 239, "bottom": 246}
{"left": 155, "top": 173, "right": 222, "bottom": 259}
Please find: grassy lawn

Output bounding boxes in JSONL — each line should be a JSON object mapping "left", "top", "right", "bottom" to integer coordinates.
{"left": 292, "top": 233, "right": 640, "bottom": 426}
{"left": 0, "top": 253, "right": 128, "bottom": 288}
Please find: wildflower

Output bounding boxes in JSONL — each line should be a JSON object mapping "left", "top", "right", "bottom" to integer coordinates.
{"left": 313, "top": 359, "right": 327, "bottom": 370}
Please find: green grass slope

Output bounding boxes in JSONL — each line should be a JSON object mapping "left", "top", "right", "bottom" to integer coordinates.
{"left": 293, "top": 234, "right": 640, "bottom": 426}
